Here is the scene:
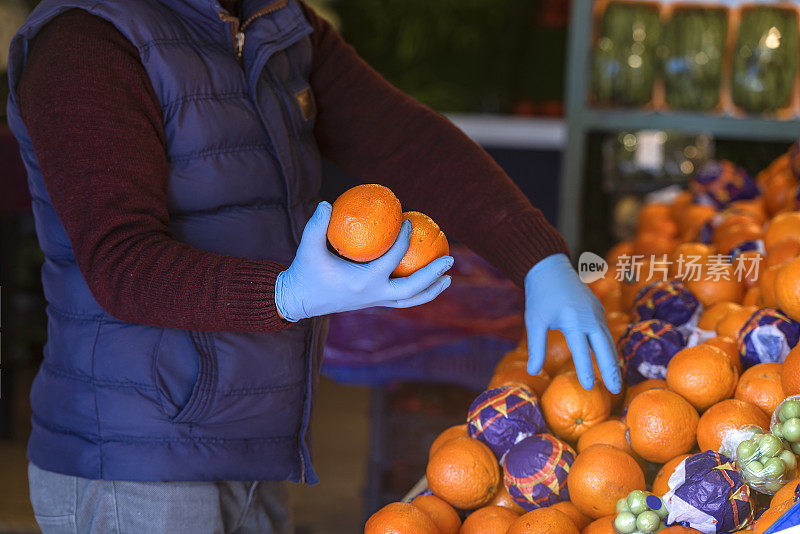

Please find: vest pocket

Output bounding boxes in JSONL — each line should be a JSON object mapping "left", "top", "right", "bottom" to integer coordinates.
{"left": 152, "top": 329, "right": 217, "bottom": 423}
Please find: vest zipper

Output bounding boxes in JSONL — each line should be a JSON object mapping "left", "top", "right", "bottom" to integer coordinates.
{"left": 219, "top": 0, "right": 290, "bottom": 63}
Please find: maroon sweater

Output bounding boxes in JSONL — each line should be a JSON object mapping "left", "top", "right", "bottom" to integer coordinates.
{"left": 16, "top": 3, "right": 568, "bottom": 333}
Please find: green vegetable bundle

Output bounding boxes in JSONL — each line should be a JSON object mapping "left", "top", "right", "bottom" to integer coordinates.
{"left": 592, "top": 1, "right": 661, "bottom": 106}
{"left": 732, "top": 5, "right": 798, "bottom": 114}
{"left": 661, "top": 6, "right": 728, "bottom": 111}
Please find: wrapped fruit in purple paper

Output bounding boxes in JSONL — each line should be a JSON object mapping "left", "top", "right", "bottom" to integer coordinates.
{"left": 632, "top": 280, "right": 701, "bottom": 336}
{"left": 728, "top": 239, "right": 765, "bottom": 261}
{"left": 663, "top": 451, "right": 755, "bottom": 533}
{"left": 690, "top": 160, "right": 759, "bottom": 209}
{"left": 618, "top": 320, "right": 685, "bottom": 385}
{"left": 467, "top": 385, "right": 546, "bottom": 459}
{"left": 503, "top": 433, "right": 574, "bottom": 511}
{"left": 738, "top": 308, "right": 800, "bottom": 369}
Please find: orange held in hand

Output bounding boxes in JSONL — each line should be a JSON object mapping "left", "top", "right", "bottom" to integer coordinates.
{"left": 391, "top": 211, "right": 449, "bottom": 277}
{"left": 327, "top": 184, "right": 402, "bottom": 262}
{"left": 364, "top": 502, "right": 440, "bottom": 534}
{"left": 541, "top": 371, "right": 612, "bottom": 442}
{"left": 625, "top": 389, "right": 698, "bottom": 463}
{"left": 566, "top": 444, "right": 645, "bottom": 519}
{"left": 426, "top": 436, "right": 500, "bottom": 510}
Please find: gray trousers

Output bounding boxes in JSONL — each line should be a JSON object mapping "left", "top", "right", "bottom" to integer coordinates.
{"left": 28, "top": 463, "right": 293, "bottom": 534}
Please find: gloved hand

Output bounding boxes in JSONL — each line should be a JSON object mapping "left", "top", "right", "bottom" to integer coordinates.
{"left": 524, "top": 253, "right": 622, "bottom": 393}
{"left": 275, "top": 201, "right": 454, "bottom": 322}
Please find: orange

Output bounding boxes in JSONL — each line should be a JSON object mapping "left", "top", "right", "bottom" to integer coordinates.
{"left": 460, "top": 506, "right": 519, "bottom": 534}
{"left": 606, "top": 241, "right": 634, "bottom": 266}
{"left": 600, "top": 287, "right": 623, "bottom": 314}
{"left": 605, "top": 311, "right": 630, "bottom": 330}
{"left": 753, "top": 499, "right": 794, "bottom": 534}
{"left": 758, "top": 153, "right": 791, "bottom": 188}
{"left": 733, "top": 251, "right": 764, "bottom": 289}
{"left": 488, "top": 362, "right": 550, "bottom": 399}
{"left": 666, "top": 344, "right": 739, "bottom": 411}
{"left": 426, "top": 436, "right": 500, "bottom": 509}
{"left": 391, "top": 211, "right": 449, "bottom": 277}
{"left": 364, "top": 502, "right": 440, "bottom": 534}
{"left": 411, "top": 495, "right": 460, "bottom": 534}
{"left": 670, "top": 242, "right": 714, "bottom": 278}
{"left": 729, "top": 198, "right": 768, "bottom": 225}
{"left": 671, "top": 191, "right": 693, "bottom": 222}
{"left": 735, "top": 363, "right": 785, "bottom": 417}
{"left": 581, "top": 515, "right": 615, "bottom": 534}
{"left": 327, "top": 184, "right": 402, "bottom": 262}
{"left": 696, "top": 399, "right": 770, "bottom": 452}
{"left": 544, "top": 330, "right": 573, "bottom": 376}
{"left": 638, "top": 202, "right": 673, "bottom": 223}
{"left": 507, "top": 507, "right": 580, "bottom": 534}
{"left": 776, "top": 256, "right": 800, "bottom": 321}
{"left": 685, "top": 263, "right": 744, "bottom": 307}
{"left": 763, "top": 171, "right": 799, "bottom": 216}
{"left": 551, "top": 501, "right": 591, "bottom": 531}
{"left": 697, "top": 302, "right": 741, "bottom": 331}
{"left": 623, "top": 378, "right": 667, "bottom": 408}
{"left": 742, "top": 286, "right": 762, "bottom": 307}
{"left": 652, "top": 454, "right": 691, "bottom": 496}
{"left": 716, "top": 305, "right": 758, "bottom": 339}
{"left": 494, "top": 349, "right": 528, "bottom": 374}
{"left": 429, "top": 424, "right": 468, "bottom": 459}
{"left": 625, "top": 389, "right": 699, "bottom": 462}
{"left": 781, "top": 344, "right": 800, "bottom": 396}
{"left": 541, "top": 371, "right": 612, "bottom": 442}
{"left": 703, "top": 336, "right": 742, "bottom": 374}
{"left": 714, "top": 221, "right": 762, "bottom": 256}
{"left": 764, "top": 212, "right": 800, "bottom": 251}
{"left": 589, "top": 277, "right": 620, "bottom": 301}
{"left": 576, "top": 420, "right": 637, "bottom": 460}
{"left": 678, "top": 204, "right": 716, "bottom": 241}
{"left": 608, "top": 321, "right": 629, "bottom": 348}
{"left": 770, "top": 477, "right": 799, "bottom": 507}
{"left": 566, "top": 444, "right": 645, "bottom": 519}
{"left": 761, "top": 263, "right": 783, "bottom": 307}
{"left": 488, "top": 485, "right": 526, "bottom": 515}
{"left": 766, "top": 237, "right": 800, "bottom": 268}
{"left": 633, "top": 231, "right": 676, "bottom": 257}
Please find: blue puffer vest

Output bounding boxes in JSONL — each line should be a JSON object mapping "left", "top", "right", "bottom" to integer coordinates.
{"left": 7, "top": 0, "right": 326, "bottom": 483}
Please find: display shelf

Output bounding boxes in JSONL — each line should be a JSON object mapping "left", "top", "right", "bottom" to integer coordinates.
{"left": 560, "top": 0, "right": 800, "bottom": 254}
{"left": 446, "top": 113, "right": 566, "bottom": 150}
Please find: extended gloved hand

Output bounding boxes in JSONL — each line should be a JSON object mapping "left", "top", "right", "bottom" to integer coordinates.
{"left": 524, "top": 253, "right": 622, "bottom": 393}
{"left": 275, "top": 201, "right": 454, "bottom": 321}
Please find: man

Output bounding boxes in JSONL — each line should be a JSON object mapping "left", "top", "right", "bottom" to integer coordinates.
{"left": 7, "top": 0, "right": 620, "bottom": 531}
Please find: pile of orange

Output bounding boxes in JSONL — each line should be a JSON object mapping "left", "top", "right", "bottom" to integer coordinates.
{"left": 366, "top": 149, "right": 800, "bottom": 533}
{"left": 327, "top": 184, "right": 449, "bottom": 275}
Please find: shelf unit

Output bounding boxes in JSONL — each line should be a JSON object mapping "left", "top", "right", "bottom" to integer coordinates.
{"left": 560, "top": 0, "right": 800, "bottom": 253}
{"left": 446, "top": 113, "right": 566, "bottom": 150}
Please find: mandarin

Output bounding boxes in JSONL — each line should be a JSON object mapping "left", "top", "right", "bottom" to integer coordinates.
{"left": 697, "top": 302, "right": 741, "bottom": 331}
{"left": 427, "top": 437, "right": 500, "bottom": 509}
{"left": 507, "top": 507, "right": 580, "bottom": 534}
{"left": 551, "top": 501, "right": 591, "bottom": 531}
{"left": 764, "top": 212, "right": 800, "bottom": 250}
{"left": 494, "top": 349, "right": 528, "bottom": 374}
{"left": 600, "top": 287, "right": 623, "bottom": 314}
{"left": 544, "top": 330, "right": 572, "bottom": 376}
{"left": 761, "top": 263, "right": 783, "bottom": 308}
{"left": 488, "top": 362, "right": 550, "bottom": 399}
{"left": 684, "top": 264, "right": 744, "bottom": 307}
{"left": 666, "top": 344, "right": 738, "bottom": 411}
{"left": 766, "top": 237, "right": 800, "bottom": 268}
{"left": 541, "top": 371, "right": 612, "bottom": 442}
{"left": 696, "top": 399, "right": 770, "bottom": 452}
{"left": 716, "top": 305, "right": 758, "bottom": 339}
{"left": 581, "top": 515, "right": 616, "bottom": 534}
{"left": 633, "top": 232, "right": 676, "bottom": 257}
{"left": 460, "top": 506, "right": 519, "bottom": 534}
{"left": 776, "top": 256, "right": 800, "bottom": 322}
{"left": 703, "top": 336, "right": 742, "bottom": 374}
{"left": 589, "top": 277, "right": 620, "bottom": 301}
{"left": 606, "top": 241, "right": 634, "bottom": 267}
{"left": 576, "top": 420, "right": 637, "bottom": 460}
{"left": 770, "top": 477, "right": 799, "bottom": 507}
{"left": 742, "top": 286, "right": 762, "bottom": 307}
{"left": 781, "top": 344, "right": 800, "bottom": 396}
{"left": 670, "top": 242, "right": 714, "bottom": 279}
{"left": 327, "top": 184, "right": 402, "bottom": 262}
{"left": 714, "top": 221, "right": 762, "bottom": 257}
{"left": 411, "top": 495, "right": 460, "bottom": 534}
{"left": 763, "top": 172, "right": 799, "bottom": 216}
{"left": 566, "top": 444, "right": 645, "bottom": 519}
{"left": 623, "top": 378, "right": 668, "bottom": 408}
{"left": 678, "top": 204, "right": 716, "bottom": 241}
{"left": 364, "top": 502, "right": 440, "bottom": 534}
{"left": 391, "top": 211, "right": 449, "bottom": 277}
{"left": 735, "top": 363, "right": 785, "bottom": 417}
{"left": 488, "top": 485, "right": 526, "bottom": 515}
{"left": 729, "top": 198, "right": 767, "bottom": 225}
{"left": 428, "top": 424, "right": 468, "bottom": 459}
{"left": 670, "top": 191, "right": 693, "bottom": 222}
{"left": 753, "top": 499, "right": 794, "bottom": 534}
{"left": 734, "top": 251, "right": 764, "bottom": 289}
{"left": 625, "top": 389, "right": 698, "bottom": 462}
{"left": 652, "top": 454, "right": 691, "bottom": 497}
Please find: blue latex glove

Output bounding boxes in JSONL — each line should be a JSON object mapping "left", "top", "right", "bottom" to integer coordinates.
{"left": 525, "top": 253, "right": 622, "bottom": 393}
{"left": 275, "top": 201, "right": 454, "bottom": 321}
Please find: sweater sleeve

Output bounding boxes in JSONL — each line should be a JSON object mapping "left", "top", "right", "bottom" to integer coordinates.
{"left": 300, "top": 4, "right": 569, "bottom": 287}
{"left": 16, "top": 10, "right": 290, "bottom": 332}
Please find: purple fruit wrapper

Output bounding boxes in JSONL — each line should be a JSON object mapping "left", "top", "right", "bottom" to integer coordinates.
{"left": 632, "top": 280, "right": 702, "bottom": 333}
{"left": 690, "top": 160, "right": 759, "bottom": 209}
{"left": 503, "top": 433, "right": 573, "bottom": 511}
{"left": 663, "top": 451, "right": 755, "bottom": 533}
{"left": 738, "top": 308, "right": 800, "bottom": 370}
{"left": 467, "top": 385, "right": 546, "bottom": 460}
{"left": 618, "top": 319, "right": 686, "bottom": 385}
